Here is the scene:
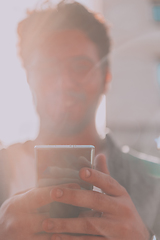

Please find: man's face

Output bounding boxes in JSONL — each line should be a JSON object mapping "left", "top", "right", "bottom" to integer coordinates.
{"left": 27, "top": 29, "right": 105, "bottom": 136}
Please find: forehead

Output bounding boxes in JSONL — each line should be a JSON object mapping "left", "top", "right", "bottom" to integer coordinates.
{"left": 32, "top": 29, "right": 100, "bottom": 63}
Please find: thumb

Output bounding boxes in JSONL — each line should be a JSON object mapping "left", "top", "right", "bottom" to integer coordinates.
{"left": 94, "top": 154, "right": 110, "bottom": 175}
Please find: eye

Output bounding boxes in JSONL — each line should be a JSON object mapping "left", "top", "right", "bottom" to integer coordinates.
{"left": 33, "top": 59, "right": 59, "bottom": 75}
{"left": 71, "top": 59, "right": 93, "bottom": 75}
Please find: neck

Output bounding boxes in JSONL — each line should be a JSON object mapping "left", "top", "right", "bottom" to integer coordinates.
{"left": 35, "top": 120, "right": 103, "bottom": 152}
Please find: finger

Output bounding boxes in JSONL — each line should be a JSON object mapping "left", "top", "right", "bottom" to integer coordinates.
{"left": 51, "top": 234, "right": 108, "bottom": 240}
{"left": 38, "top": 178, "right": 91, "bottom": 190}
{"left": 38, "top": 178, "right": 82, "bottom": 187}
{"left": 94, "top": 154, "right": 109, "bottom": 174}
{"left": 38, "top": 203, "right": 51, "bottom": 213}
{"left": 79, "top": 168, "right": 126, "bottom": 196}
{"left": 14, "top": 188, "right": 32, "bottom": 196}
{"left": 43, "top": 217, "right": 116, "bottom": 236}
{"left": 10, "top": 213, "right": 48, "bottom": 234}
{"left": 78, "top": 210, "right": 102, "bottom": 218}
{"left": 50, "top": 187, "right": 116, "bottom": 213}
{"left": 34, "top": 233, "right": 54, "bottom": 240}
{"left": 14, "top": 183, "right": 80, "bottom": 211}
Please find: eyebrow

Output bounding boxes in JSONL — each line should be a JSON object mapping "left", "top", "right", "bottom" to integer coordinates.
{"left": 30, "top": 55, "right": 96, "bottom": 68}
{"left": 70, "top": 55, "right": 95, "bottom": 64}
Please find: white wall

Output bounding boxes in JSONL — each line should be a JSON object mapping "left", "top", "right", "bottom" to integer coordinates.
{"left": 104, "top": 0, "right": 160, "bottom": 156}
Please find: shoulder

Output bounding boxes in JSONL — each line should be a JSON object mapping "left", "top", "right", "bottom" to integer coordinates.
{"left": 105, "top": 133, "right": 160, "bottom": 184}
{"left": 104, "top": 133, "right": 130, "bottom": 187}
{"left": 0, "top": 140, "right": 35, "bottom": 179}
{"left": 124, "top": 146, "right": 160, "bottom": 193}
{"left": 0, "top": 140, "right": 34, "bottom": 162}
{"left": 105, "top": 133, "right": 160, "bottom": 229}
{"left": 0, "top": 141, "right": 34, "bottom": 205}
{"left": 109, "top": 138, "right": 160, "bottom": 232}
{"left": 0, "top": 143, "right": 24, "bottom": 171}
{"left": 124, "top": 148, "right": 160, "bottom": 236}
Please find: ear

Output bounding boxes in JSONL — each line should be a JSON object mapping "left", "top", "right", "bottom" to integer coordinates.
{"left": 103, "top": 70, "right": 112, "bottom": 94}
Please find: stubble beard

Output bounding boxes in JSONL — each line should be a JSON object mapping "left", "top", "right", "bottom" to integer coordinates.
{"left": 49, "top": 103, "right": 97, "bottom": 137}
{"left": 40, "top": 98, "right": 99, "bottom": 138}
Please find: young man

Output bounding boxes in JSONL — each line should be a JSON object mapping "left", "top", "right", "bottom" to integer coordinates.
{"left": 0, "top": 1, "right": 159, "bottom": 239}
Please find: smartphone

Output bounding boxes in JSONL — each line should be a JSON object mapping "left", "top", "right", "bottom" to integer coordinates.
{"left": 35, "top": 145, "right": 95, "bottom": 218}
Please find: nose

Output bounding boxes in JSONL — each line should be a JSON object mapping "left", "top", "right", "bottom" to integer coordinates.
{"left": 55, "top": 64, "right": 79, "bottom": 92}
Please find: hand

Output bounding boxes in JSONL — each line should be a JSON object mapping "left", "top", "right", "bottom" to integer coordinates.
{"left": 0, "top": 183, "right": 79, "bottom": 240}
{"left": 39, "top": 156, "right": 91, "bottom": 189}
{"left": 42, "top": 154, "right": 150, "bottom": 240}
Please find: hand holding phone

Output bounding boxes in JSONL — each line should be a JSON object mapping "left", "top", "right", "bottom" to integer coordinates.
{"left": 35, "top": 145, "right": 95, "bottom": 218}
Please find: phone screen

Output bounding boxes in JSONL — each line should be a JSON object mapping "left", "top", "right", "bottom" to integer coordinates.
{"left": 35, "top": 145, "right": 95, "bottom": 218}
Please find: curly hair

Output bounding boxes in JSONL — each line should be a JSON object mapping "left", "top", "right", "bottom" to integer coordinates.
{"left": 17, "top": 0, "right": 111, "bottom": 74}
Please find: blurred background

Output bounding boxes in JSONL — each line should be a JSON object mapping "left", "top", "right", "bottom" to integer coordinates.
{"left": 0, "top": 0, "right": 160, "bottom": 158}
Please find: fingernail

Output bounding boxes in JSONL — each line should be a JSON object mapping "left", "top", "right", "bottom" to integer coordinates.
{"left": 55, "top": 188, "right": 63, "bottom": 198}
{"left": 47, "top": 220, "right": 54, "bottom": 230}
{"left": 85, "top": 169, "right": 91, "bottom": 178}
